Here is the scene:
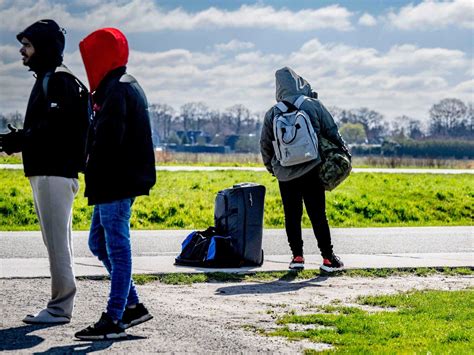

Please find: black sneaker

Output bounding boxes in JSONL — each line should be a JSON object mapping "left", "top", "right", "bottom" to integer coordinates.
{"left": 289, "top": 256, "right": 305, "bottom": 270}
{"left": 320, "top": 254, "right": 344, "bottom": 273}
{"left": 75, "top": 312, "right": 127, "bottom": 340}
{"left": 121, "top": 303, "right": 153, "bottom": 329}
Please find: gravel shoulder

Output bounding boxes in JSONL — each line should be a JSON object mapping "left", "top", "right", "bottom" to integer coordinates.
{"left": 1, "top": 275, "right": 472, "bottom": 354}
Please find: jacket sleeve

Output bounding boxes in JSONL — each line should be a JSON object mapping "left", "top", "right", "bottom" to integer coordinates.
{"left": 259, "top": 109, "right": 275, "bottom": 175}
{"left": 313, "top": 99, "right": 349, "bottom": 151}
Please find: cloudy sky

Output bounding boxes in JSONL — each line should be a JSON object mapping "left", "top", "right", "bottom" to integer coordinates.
{"left": 0, "top": 0, "right": 472, "bottom": 123}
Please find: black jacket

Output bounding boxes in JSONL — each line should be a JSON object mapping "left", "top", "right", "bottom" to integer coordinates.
{"left": 17, "top": 20, "right": 84, "bottom": 178}
{"left": 22, "top": 70, "right": 85, "bottom": 178}
{"left": 85, "top": 67, "right": 156, "bottom": 205}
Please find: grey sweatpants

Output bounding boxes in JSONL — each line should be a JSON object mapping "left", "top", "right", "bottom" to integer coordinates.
{"left": 29, "top": 176, "right": 79, "bottom": 318}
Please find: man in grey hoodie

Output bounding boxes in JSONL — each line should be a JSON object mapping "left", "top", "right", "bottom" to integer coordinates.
{"left": 260, "top": 67, "right": 349, "bottom": 272}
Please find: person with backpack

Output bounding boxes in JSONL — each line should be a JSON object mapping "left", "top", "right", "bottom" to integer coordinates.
{"left": 0, "top": 20, "right": 87, "bottom": 324}
{"left": 74, "top": 27, "right": 156, "bottom": 340}
{"left": 260, "top": 67, "right": 350, "bottom": 273}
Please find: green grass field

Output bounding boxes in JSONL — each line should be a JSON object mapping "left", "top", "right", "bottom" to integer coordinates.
{"left": 272, "top": 288, "right": 474, "bottom": 354}
{"left": 0, "top": 155, "right": 22, "bottom": 164}
{"left": 0, "top": 170, "right": 472, "bottom": 230}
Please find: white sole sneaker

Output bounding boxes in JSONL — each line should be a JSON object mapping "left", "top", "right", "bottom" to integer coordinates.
{"left": 75, "top": 332, "right": 127, "bottom": 341}
{"left": 320, "top": 264, "right": 344, "bottom": 273}
{"left": 123, "top": 314, "right": 153, "bottom": 329}
{"left": 289, "top": 263, "right": 304, "bottom": 270}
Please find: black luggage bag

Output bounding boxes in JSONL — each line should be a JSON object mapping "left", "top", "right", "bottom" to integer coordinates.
{"left": 214, "top": 182, "right": 266, "bottom": 266}
{"left": 174, "top": 227, "right": 241, "bottom": 268}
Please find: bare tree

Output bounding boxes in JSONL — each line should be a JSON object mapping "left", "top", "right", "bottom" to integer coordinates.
{"left": 0, "top": 114, "right": 7, "bottom": 132}
{"left": 149, "top": 104, "right": 176, "bottom": 145}
{"left": 390, "top": 115, "right": 424, "bottom": 140}
{"left": 252, "top": 111, "right": 265, "bottom": 135}
{"left": 465, "top": 102, "right": 473, "bottom": 136}
{"left": 225, "top": 104, "right": 251, "bottom": 135}
{"left": 327, "top": 106, "right": 345, "bottom": 126}
{"left": 429, "top": 98, "right": 467, "bottom": 137}
{"left": 180, "top": 102, "right": 210, "bottom": 132}
{"left": 204, "top": 109, "right": 222, "bottom": 137}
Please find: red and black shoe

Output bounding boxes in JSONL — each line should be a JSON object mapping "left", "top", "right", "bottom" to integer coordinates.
{"left": 320, "top": 254, "right": 344, "bottom": 273}
{"left": 289, "top": 256, "right": 305, "bottom": 270}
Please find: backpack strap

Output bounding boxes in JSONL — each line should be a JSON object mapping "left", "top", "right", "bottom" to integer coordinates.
{"left": 120, "top": 73, "right": 149, "bottom": 107}
{"left": 119, "top": 73, "right": 136, "bottom": 83}
{"left": 275, "top": 102, "right": 288, "bottom": 113}
{"left": 42, "top": 71, "right": 53, "bottom": 99}
{"left": 42, "top": 64, "right": 88, "bottom": 99}
{"left": 294, "top": 95, "right": 307, "bottom": 109}
{"left": 56, "top": 64, "right": 74, "bottom": 76}
{"left": 58, "top": 65, "right": 89, "bottom": 93}
{"left": 275, "top": 96, "right": 308, "bottom": 113}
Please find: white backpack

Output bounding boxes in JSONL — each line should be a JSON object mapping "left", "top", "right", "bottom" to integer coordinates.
{"left": 272, "top": 95, "right": 319, "bottom": 167}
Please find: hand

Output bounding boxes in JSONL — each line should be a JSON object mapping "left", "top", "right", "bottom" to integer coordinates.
{"left": 0, "top": 124, "right": 24, "bottom": 155}
{"left": 338, "top": 143, "right": 351, "bottom": 162}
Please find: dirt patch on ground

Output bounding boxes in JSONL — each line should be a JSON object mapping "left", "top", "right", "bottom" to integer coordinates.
{"left": 1, "top": 275, "right": 472, "bottom": 353}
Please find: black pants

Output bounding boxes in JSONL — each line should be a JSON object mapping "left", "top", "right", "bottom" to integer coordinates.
{"left": 278, "top": 167, "right": 333, "bottom": 259}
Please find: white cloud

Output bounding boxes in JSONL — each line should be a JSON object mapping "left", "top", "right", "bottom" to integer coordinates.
{"left": 73, "top": 0, "right": 103, "bottom": 6}
{"left": 452, "top": 79, "right": 474, "bottom": 97}
{"left": 129, "top": 39, "right": 470, "bottom": 121}
{"left": 0, "top": 0, "right": 354, "bottom": 32}
{"left": 358, "top": 13, "right": 377, "bottom": 27}
{"left": 0, "top": 0, "right": 75, "bottom": 32}
{"left": 387, "top": 0, "right": 474, "bottom": 30}
{"left": 214, "top": 40, "right": 255, "bottom": 52}
{"left": 0, "top": 34, "right": 470, "bottom": 122}
{"left": 0, "top": 44, "right": 20, "bottom": 63}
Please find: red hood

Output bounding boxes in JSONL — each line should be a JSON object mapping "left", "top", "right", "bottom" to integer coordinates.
{"left": 79, "top": 28, "right": 128, "bottom": 92}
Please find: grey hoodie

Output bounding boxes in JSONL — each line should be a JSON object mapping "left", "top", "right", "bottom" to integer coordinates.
{"left": 260, "top": 67, "right": 346, "bottom": 182}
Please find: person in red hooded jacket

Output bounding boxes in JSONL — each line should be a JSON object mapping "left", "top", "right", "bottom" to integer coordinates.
{"left": 75, "top": 28, "right": 156, "bottom": 340}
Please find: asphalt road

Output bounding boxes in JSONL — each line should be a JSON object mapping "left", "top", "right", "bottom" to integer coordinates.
{"left": 1, "top": 226, "right": 472, "bottom": 259}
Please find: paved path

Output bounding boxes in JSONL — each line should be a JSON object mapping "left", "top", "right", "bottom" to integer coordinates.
{"left": 1, "top": 227, "right": 472, "bottom": 278}
{"left": 1, "top": 226, "right": 472, "bottom": 258}
{"left": 1, "top": 164, "right": 473, "bottom": 174}
{"left": 2, "top": 253, "right": 472, "bottom": 278}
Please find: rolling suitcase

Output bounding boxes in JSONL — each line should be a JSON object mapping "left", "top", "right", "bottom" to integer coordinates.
{"left": 214, "top": 182, "right": 265, "bottom": 266}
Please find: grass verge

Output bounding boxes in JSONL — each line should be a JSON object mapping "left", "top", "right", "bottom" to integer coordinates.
{"left": 2, "top": 153, "right": 473, "bottom": 169}
{"left": 272, "top": 288, "right": 474, "bottom": 354}
{"left": 128, "top": 267, "right": 473, "bottom": 285}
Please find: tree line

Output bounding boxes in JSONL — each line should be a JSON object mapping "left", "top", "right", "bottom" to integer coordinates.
{"left": 1, "top": 97, "right": 472, "bottom": 152}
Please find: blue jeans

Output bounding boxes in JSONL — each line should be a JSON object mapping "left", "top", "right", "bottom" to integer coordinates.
{"left": 88, "top": 198, "right": 139, "bottom": 321}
